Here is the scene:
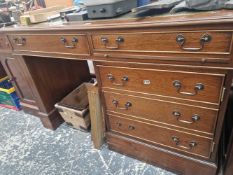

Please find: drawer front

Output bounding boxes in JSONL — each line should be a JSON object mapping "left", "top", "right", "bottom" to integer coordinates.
{"left": 98, "top": 66, "right": 225, "bottom": 104}
{"left": 8, "top": 34, "right": 90, "bottom": 55}
{"left": 0, "top": 35, "right": 11, "bottom": 51}
{"left": 108, "top": 114, "right": 213, "bottom": 158}
{"left": 92, "top": 31, "right": 232, "bottom": 55}
{"left": 103, "top": 91, "right": 218, "bottom": 135}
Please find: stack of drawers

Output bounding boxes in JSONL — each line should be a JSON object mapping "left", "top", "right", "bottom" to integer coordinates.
{"left": 96, "top": 64, "right": 226, "bottom": 174}
{"left": 94, "top": 30, "right": 230, "bottom": 175}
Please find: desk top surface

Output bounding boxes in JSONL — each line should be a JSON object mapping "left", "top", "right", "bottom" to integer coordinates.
{"left": 1, "top": 10, "right": 233, "bottom": 32}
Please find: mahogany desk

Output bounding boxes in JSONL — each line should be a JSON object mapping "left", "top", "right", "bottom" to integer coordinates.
{"left": 1, "top": 10, "right": 233, "bottom": 175}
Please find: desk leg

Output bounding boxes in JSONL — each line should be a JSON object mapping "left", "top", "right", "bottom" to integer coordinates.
{"left": 87, "top": 83, "right": 105, "bottom": 149}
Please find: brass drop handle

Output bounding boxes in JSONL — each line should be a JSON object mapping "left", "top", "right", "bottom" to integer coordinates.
{"left": 107, "top": 74, "right": 129, "bottom": 86}
{"left": 13, "top": 37, "right": 26, "bottom": 46}
{"left": 173, "top": 80, "right": 204, "bottom": 96}
{"left": 112, "top": 100, "right": 132, "bottom": 110}
{"left": 176, "top": 33, "right": 212, "bottom": 52}
{"left": 101, "top": 36, "right": 124, "bottom": 49}
{"left": 116, "top": 122, "right": 122, "bottom": 128}
{"left": 60, "top": 37, "right": 78, "bottom": 49}
{"left": 172, "top": 111, "right": 200, "bottom": 124}
{"left": 128, "top": 125, "right": 135, "bottom": 130}
{"left": 172, "top": 136, "right": 197, "bottom": 150}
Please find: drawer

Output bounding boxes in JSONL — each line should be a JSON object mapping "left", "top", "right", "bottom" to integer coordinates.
{"left": 107, "top": 133, "right": 217, "bottom": 175}
{"left": 108, "top": 114, "right": 213, "bottom": 158}
{"left": 103, "top": 91, "right": 218, "bottom": 135}
{"left": 98, "top": 65, "right": 225, "bottom": 104}
{"left": 8, "top": 34, "right": 90, "bottom": 56}
{"left": 92, "top": 31, "right": 232, "bottom": 55}
{"left": 0, "top": 35, "right": 12, "bottom": 52}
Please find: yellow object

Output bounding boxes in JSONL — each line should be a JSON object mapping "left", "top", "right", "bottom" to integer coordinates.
{"left": 20, "top": 15, "right": 31, "bottom": 26}
{"left": 0, "top": 76, "right": 8, "bottom": 83}
{"left": 0, "top": 76, "right": 16, "bottom": 94}
{"left": 0, "top": 87, "right": 16, "bottom": 94}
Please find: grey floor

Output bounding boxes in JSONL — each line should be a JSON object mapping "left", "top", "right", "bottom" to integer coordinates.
{"left": 0, "top": 107, "right": 175, "bottom": 175}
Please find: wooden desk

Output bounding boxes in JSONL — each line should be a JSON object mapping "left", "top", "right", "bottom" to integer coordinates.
{"left": 1, "top": 10, "right": 233, "bottom": 175}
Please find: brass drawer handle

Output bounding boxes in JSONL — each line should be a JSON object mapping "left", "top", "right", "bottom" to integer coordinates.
{"left": 101, "top": 36, "right": 124, "bottom": 50}
{"left": 13, "top": 37, "right": 26, "bottom": 46}
{"left": 176, "top": 33, "right": 211, "bottom": 52}
{"left": 116, "top": 122, "right": 122, "bottom": 128}
{"left": 173, "top": 80, "right": 204, "bottom": 96}
{"left": 172, "top": 111, "right": 200, "bottom": 124}
{"left": 172, "top": 136, "right": 197, "bottom": 150}
{"left": 128, "top": 125, "right": 135, "bottom": 130}
{"left": 107, "top": 74, "right": 128, "bottom": 86}
{"left": 60, "top": 37, "right": 78, "bottom": 49}
{"left": 112, "top": 100, "right": 132, "bottom": 110}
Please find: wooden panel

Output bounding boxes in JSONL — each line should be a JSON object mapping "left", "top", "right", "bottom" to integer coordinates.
{"left": 108, "top": 114, "right": 213, "bottom": 158}
{"left": 87, "top": 83, "right": 105, "bottom": 149}
{"left": 0, "top": 35, "right": 12, "bottom": 52}
{"left": 98, "top": 65, "right": 225, "bottom": 105}
{"left": 0, "top": 56, "right": 37, "bottom": 106}
{"left": 103, "top": 91, "right": 218, "bottom": 135}
{"left": 8, "top": 34, "right": 90, "bottom": 56}
{"left": 24, "top": 56, "right": 91, "bottom": 113}
{"left": 92, "top": 31, "right": 232, "bottom": 54}
{"left": 107, "top": 133, "right": 217, "bottom": 175}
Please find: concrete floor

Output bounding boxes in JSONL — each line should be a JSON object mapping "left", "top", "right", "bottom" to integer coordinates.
{"left": 0, "top": 107, "right": 175, "bottom": 175}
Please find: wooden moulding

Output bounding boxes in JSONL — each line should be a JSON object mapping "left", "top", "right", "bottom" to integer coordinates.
{"left": 86, "top": 82, "right": 105, "bottom": 149}
{"left": 39, "top": 110, "right": 64, "bottom": 130}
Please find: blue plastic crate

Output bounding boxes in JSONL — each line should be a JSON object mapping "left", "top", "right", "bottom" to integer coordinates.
{"left": 0, "top": 77, "right": 13, "bottom": 89}
{"left": 0, "top": 77, "right": 21, "bottom": 111}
